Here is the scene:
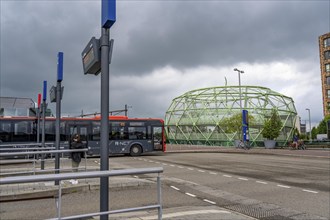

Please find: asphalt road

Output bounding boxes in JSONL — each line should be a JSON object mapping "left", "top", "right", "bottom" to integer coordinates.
{"left": 122, "top": 151, "right": 330, "bottom": 219}
{"left": 1, "top": 150, "right": 329, "bottom": 219}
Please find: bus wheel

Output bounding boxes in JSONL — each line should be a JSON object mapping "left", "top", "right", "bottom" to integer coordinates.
{"left": 130, "top": 144, "right": 142, "bottom": 156}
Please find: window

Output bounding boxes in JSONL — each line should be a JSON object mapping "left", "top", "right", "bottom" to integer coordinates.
{"left": 326, "top": 64, "right": 330, "bottom": 73}
{"left": 110, "top": 126, "right": 128, "bottom": 140}
{"left": 328, "top": 90, "right": 330, "bottom": 98}
{"left": 92, "top": 122, "right": 100, "bottom": 141}
{"left": 324, "top": 38, "right": 330, "bottom": 47}
{"left": 128, "top": 127, "right": 146, "bottom": 140}
{"left": 327, "top": 77, "right": 330, "bottom": 85}
{"left": 325, "top": 51, "right": 330, "bottom": 60}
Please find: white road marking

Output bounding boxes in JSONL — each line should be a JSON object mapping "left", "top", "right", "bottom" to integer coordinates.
{"left": 238, "top": 177, "right": 248, "bottom": 181}
{"left": 155, "top": 162, "right": 160, "bottom": 164}
{"left": 94, "top": 160, "right": 98, "bottom": 163}
{"left": 133, "top": 176, "right": 139, "bottom": 178}
{"left": 148, "top": 160, "right": 154, "bottom": 162}
{"left": 223, "top": 175, "right": 232, "bottom": 178}
{"left": 178, "top": 166, "right": 184, "bottom": 168}
{"left": 203, "top": 199, "right": 216, "bottom": 205}
{"left": 170, "top": 186, "right": 180, "bottom": 191}
{"left": 277, "top": 184, "right": 291, "bottom": 188}
{"left": 209, "top": 172, "right": 217, "bottom": 175}
{"left": 141, "top": 210, "right": 230, "bottom": 220}
{"left": 198, "top": 170, "right": 205, "bottom": 173}
{"left": 302, "top": 189, "right": 318, "bottom": 194}
{"left": 170, "top": 164, "right": 175, "bottom": 167}
{"left": 256, "top": 181, "right": 268, "bottom": 184}
{"left": 162, "top": 163, "right": 168, "bottom": 165}
{"left": 188, "top": 168, "right": 194, "bottom": 170}
{"left": 185, "top": 192, "right": 196, "bottom": 197}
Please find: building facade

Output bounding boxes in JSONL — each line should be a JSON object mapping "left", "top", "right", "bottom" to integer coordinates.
{"left": 319, "top": 32, "right": 330, "bottom": 116}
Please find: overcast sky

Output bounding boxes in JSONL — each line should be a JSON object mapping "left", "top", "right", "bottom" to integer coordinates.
{"left": 0, "top": 0, "right": 329, "bottom": 128}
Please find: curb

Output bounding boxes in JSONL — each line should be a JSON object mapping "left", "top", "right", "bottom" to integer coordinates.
{"left": 0, "top": 178, "right": 153, "bottom": 202}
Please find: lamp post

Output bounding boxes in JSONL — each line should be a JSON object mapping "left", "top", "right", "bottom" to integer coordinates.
{"left": 233, "top": 68, "right": 244, "bottom": 110}
{"left": 306, "top": 108, "right": 312, "bottom": 143}
{"left": 234, "top": 68, "right": 244, "bottom": 142}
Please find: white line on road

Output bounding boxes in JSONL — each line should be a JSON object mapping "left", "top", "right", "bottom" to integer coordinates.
{"left": 133, "top": 176, "right": 139, "bottom": 178}
{"left": 198, "top": 170, "right": 205, "bottom": 173}
{"left": 141, "top": 210, "right": 230, "bottom": 220}
{"left": 277, "top": 184, "right": 291, "bottom": 188}
{"left": 223, "top": 175, "right": 232, "bottom": 178}
{"left": 170, "top": 164, "right": 175, "bottom": 167}
{"left": 203, "top": 199, "right": 216, "bottom": 205}
{"left": 155, "top": 162, "right": 160, "bottom": 164}
{"left": 178, "top": 166, "right": 184, "bottom": 168}
{"left": 256, "top": 181, "right": 268, "bottom": 184}
{"left": 170, "top": 186, "right": 180, "bottom": 191}
{"left": 162, "top": 163, "right": 168, "bottom": 165}
{"left": 209, "top": 172, "right": 217, "bottom": 175}
{"left": 188, "top": 168, "right": 194, "bottom": 170}
{"left": 302, "top": 189, "right": 318, "bottom": 194}
{"left": 238, "top": 177, "right": 248, "bottom": 181}
{"left": 185, "top": 192, "right": 196, "bottom": 197}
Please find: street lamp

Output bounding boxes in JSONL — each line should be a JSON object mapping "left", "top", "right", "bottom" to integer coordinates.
{"left": 306, "top": 108, "right": 312, "bottom": 143}
{"left": 233, "top": 68, "right": 244, "bottom": 110}
{"left": 234, "top": 68, "right": 244, "bottom": 142}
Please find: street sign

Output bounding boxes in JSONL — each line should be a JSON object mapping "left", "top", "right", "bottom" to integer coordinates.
{"left": 43, "top": 81, "right": 47, "bottom": 101}
{"left": 57, "top": 52, "right": 63, "bottom": 82}
{"left": 50, "top": 86, "right": 64, "bottom": 103}
{"left": 82, "top": 37, "right": 101, "bottom": 75}
{"left": 102, "top": 0, "right": 116, "bottom": 28}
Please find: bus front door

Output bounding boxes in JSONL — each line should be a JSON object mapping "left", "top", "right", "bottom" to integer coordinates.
{"left": 152, "top": 126, "right": 163, "bottom": 151}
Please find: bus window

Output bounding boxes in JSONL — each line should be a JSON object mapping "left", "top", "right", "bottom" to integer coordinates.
{"left": 110, "top": 126, "right": 128, "bottom": 140}
{"left": 128, "top": 127, "right": 146, "bottom": 140}
{"left": 13, "top": 121, "right": 33, "bottom": 142}
{"left": 0, "top": 121, "right": 12, "bottom": 142}
{"left": 153, "top": 127, "right": 163, "bottom": 150}
{"left": 92, "top": 122, "right": 100, "bottom": 141}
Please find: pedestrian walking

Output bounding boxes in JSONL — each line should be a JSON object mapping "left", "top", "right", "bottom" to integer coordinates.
{"left": 69, "top": 134, "right": 84, "bottom": 184}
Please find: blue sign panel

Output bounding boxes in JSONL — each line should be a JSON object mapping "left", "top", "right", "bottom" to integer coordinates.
{"left": 102, "top": 0, "right": 116, "bottom": 28}
{"left": 57, "top": 52, "right": 64, "bottom": 82}
{"left": 43, "top": 81, "right": 47, "bottom": 101}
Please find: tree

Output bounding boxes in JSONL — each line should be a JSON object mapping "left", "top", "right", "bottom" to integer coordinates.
{"left": 262, "top": 109, "right": 283, "bottom": 140}
{"left": 220, "top": 112, "right": 254, "bottom": 139}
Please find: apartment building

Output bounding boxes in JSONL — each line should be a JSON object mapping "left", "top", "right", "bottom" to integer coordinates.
{"left": 319, "top": 32, "right": 330, "bottom": 116}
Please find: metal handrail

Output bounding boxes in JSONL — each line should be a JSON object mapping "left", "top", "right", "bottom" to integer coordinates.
{"left": 0, "top": 149, "right": 88, "bottom": 157}
{"left": 0, "top": 149, "right": 89, "bottom": 176}
{"left": 0, "top": 167, "right": 164, "bottom": 220}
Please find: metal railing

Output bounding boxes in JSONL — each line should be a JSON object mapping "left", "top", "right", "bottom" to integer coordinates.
{"left": 0, "top": 149, "right": 88, "bottom": 176}
{"left": 0, "top": 167, "right": 164, "bottom": 220}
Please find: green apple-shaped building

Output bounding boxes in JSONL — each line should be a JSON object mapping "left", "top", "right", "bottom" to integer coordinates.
{"left": 165, "top": 86, "right": 297, "bottom": 147}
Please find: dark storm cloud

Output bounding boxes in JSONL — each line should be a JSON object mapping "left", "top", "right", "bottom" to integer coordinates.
{"left": 0, "top": 0, "right": 328, "bottom": 122}
{"left": 112, "top": 1, "right": 328, "bottom": 75}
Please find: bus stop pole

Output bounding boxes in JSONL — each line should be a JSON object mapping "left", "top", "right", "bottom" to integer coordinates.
{"left": 55, "top": 52, "right": 63, "bottom": 186}
{"left": 100, "top": 27, "right": 110, "bottom": 220}
{"left": 41, "top": 81, "right": 47, "bottom": 170}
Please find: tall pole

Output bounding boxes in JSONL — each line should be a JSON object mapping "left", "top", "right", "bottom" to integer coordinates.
{"left": 100, "top": 27, "right": 110, "bottom": 220}
{"left": 234, "top": 68, "right": 244, "bottom": 140}
{"left": 41, "top": 81, "right": 47, "bottom": 170}
{"left": 37, "top": 93, "right": 41, "bottom": 143}
{"left": 306, "top": 108, "right": 312, "bottom": 143}
{"left": 55, "top": 52, "right": 63, "bottom": 185}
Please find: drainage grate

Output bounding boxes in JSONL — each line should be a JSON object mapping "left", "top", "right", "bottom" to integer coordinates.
{"left": 224, "top": 204, "right": 290, "bottom": 220}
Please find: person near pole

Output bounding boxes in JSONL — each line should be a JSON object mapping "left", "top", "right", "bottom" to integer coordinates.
{"left": 69, "top": 134, "right": 83, "bottom": 184}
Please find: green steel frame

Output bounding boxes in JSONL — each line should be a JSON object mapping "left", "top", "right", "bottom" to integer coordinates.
{"left": 165, "top": 86, "right": 297, "bottom": 147}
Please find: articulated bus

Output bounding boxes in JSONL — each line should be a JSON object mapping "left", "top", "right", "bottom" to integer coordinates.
{"left": 0, "top": 116, "right": 166, "bottom": 156}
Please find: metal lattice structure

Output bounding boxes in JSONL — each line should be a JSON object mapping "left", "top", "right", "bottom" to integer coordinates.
{"left": 165, "top": 86, "right": 297, "bottom": 147}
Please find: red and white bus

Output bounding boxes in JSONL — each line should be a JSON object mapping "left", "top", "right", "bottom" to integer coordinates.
{"left": 0, "top": 115, "right": 166, "bottom": 156}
